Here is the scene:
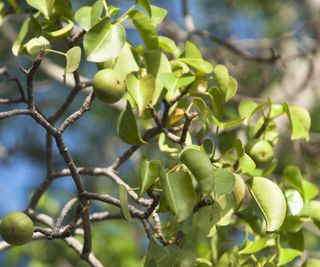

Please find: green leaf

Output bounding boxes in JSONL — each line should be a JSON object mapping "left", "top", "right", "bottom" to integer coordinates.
{"left": 285, "top": 189, "right": 304, "bottom": 216}
{"left": 226, "top": 76, "right": 238, "bottom": 101}
{"left": 159, "top": 168, "right": 196, "bottom": 222}
{"left": 158, "top": 132, "right": 192, "bottom": 158}
{"left": 90, "top": 0, "right": 104, "bottom": 28}
{"left": 208, "top": 86, "right": 225, "bottom": 119}
{"left": 302, "top": 259, "right": 320, "bottom": 267}
{"left": 145, "top": 51, "right": 172, "bottom": 104}
{"left": 0, "top": 3, "right": 5, "bottom": 27}
{"left": 65, "top": 46, "right": 81, "bottom": 73}
{"left": 119, "top": 184, "right": 132, "bottom": 222}
{"left": 136, "top": 0, "right": 151, "bottom": 16}
{"left": 239, "top": 236, "right": 271, "bottom": 254}
{"left": 74, "top": 6, "right": 92, "bottom": 31}
{"left": 12, "top": 16, "right": 41, "bottom": 56}
{"left": 159, "top": 72, "right": 195, "bottom": 98}
{"left": 158, "top": 36, "right": 180, "bottom": 57}
{"left": 300, "top": 200, "right": 320, "bottom": 222}
{"left": 24, "top": 36, "right": 50, "bottom": 57}
{"left": 214, "top": 169, "right": 235, "bottom": 197}
{"left": 139, "top": 157, "right": 161, "bottom": 196}
{"left": 129, "top": 9, "right": 159, "bottom": 50}
{"left": 183, "top": 41, "right": 202, "bottom": 58}
{"left": 179, "top": 58, "right": 213, "bottom": 74}
{"left": 84, "top": 17, "right": 126, "bottom": 62}
{"left": 239, "top": 153, "right": 256, "bottom": 174}
{"left": 211, "top": 194, "right": 235, "bottom": 226}
{"left": 180, "top": 148, "right": 215, "bottom": 197}
{"left": 126, "top": 74, "right": 155, "bottom": 115}
{"left": 283, "top": 165, "right": 318, "bottom": 202}
{"left": 52, "top": 0, "right": 73, "bottom": 20}
{"left": 26, "top": 0, "right": 55, "bottom": 19}
{"left": 212, "top": 65, "right": 229, "bottom": 95}
{"left": 117, "top": 101, "right": 146, "bottom": 145}
{"left": 283, "top": 103, "right": 311, "bottom": 141}
{"left": 248, "top": 177, "right": 287, "bottom": 232}
{"left": 239, "top": 99, "right": 259, "bottom": 124}
{"left": 277, "top": 248, "right": 301, "bottom": 266}
{"left": 145, "top": 238, "right": 168, "bottom": 267}
{"left": 43, "top": 17, "right": 74, "bottom": 39}
{"left": 150, "top": 5, "right": 168, "bottom": 26}
{"left": 193, "top": 97, "right": 208, "bottom": 125}
{"left": 114, "top": 43, "right": 139, "bottom": 79}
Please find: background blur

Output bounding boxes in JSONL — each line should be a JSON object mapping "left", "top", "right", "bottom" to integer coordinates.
{"left": 1, "top": 0, "right": 320, "bottom": 266}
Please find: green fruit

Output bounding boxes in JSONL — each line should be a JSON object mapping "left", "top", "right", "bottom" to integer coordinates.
{"left": 246, "top": 139, "right": 273, "bottom": 163}
{"left": 92, "top": 69, "right": 126, "bottom": 104}
{"left": 0, "top": 212, "right": 34, "bottom": 245}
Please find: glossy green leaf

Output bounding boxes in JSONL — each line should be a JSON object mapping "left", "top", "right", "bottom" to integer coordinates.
{"left": 65, "top": 46, "right": 81, "bottom": 73}
{"left": 183, "top": 41, "right": 202, "bottom": 58}
{"left": 145, "top": 51, "right": 172, "bottom": 104}
{"left": 212, "top": 65, "right": 229, "bottom": 94}
{"left": 277, "top": 248, "right": 301, "bottom": 266}
{"left": 283, "top": 165, "right": 318, "bottom": 202}
{"left": 179, "top": 58, "right": 213, "bottom": 74}
{"left": 119, "top": 184, "right": 132, "bottom": 222}
{"left": 159, "top": 72, "right": 195, "bottom": 97}
{"left": 158, "top": 36, "right": 180, "bottom": 57}
{"left": 26, "top": 0, "right": 55, "bottom": 19}
{"left": 285, "top": 189, "right": 304, "bottom": 216}
{"left": 126, "top": 74, "right": 155, "bottom": 115}
{"left": 139, "top": 157, "right": 161, "bottom": 196}
{"left": 114, "top": 43, "right": 139, "bottom": 79}
{"left": 248, "top": 177, "right": 287, "bottom": 232}
{"left": 283, "top": 103, "right": 311, "bottom": 141}
{"left": 117, "top": 101, "right": 146, "bottom": 145}
{"left": 84, "top": 17, "right": 126, "bottom": 62}
{"left": 25, "top": 36, "right": 50, "bottom": 57}
{"left": 226, "top": 76, "right": 238, "bottom": 101}
{"left": 12, "top": 16, "right": 41, "bottom": 56}
{"left": 180, "top": 148, "right": 215, "bottom": 196}
{"left": 214, "top": 169, "right": 235, "bottom": 197}
{"left": 239, "top": 236, "right": 271, "bottom": 254}
{"left": 150, "top": 5, "right": 168, "bottom": 25}
{"left": 239, "top": 99, "right": 259, "bottom": 124}
{"left": 136, "top": 0, "right": 151, "bottom": 16}
{"left": 302, "top": 259, "right": 320, "bottom": 267}
{"left": 193, "top": 97, "right": 208, "bottom": 124}
{"left": 129, "top": 9, "right": 159, "bottom": 50}
{"left": 74, "top": 6, "right": 92, "bottom": 31}
{"left": 90, "top": 0, "right": 104, "bottom": 27}
{"left": 239, "top": 153, "right": 256, "bottom": 174}
{"left": 159, "top": 168, "right": 196, "bottom": 222}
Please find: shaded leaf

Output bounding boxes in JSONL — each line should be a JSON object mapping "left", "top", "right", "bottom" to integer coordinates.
{"left": 119, "top": 184, "right": 132, "bottom": 222}
{"left": 248, "top": 177, "right": 287, "bottom": 232}
{"left": 214, "top": 169, "right": 235, "bottom": 197}
{"left": 114, "top": 43, "right": 139, "bottom": 79}
{"left": 145, "top": 238, "right": 168, "bottom": 267}
{"left": 84, "top": 17, "right": 126, "bottom": 62}
{"left": 26, "top": 0, "right": 55, "bottom": 19}
{"left": 158, "top": 36, "right": 180, "bottom": 57}
{"left": 117, "top": 101, "right": 146, "bottom": 145}
{"left": 74, "top": 6, "right": 92, "bottom": 31}
{"left": 239, "top": 153, "right": 256, "bottom": 174}
{"left": 302, "top": 259, "right": 320, "bottom": 267}
{"left": 159, "top": 168, "right": 196, "bottom": 222}
{"left": 159, "top": 72, "right": 195, "bottom": 98}
{"left": 139, "top": 157, "right": 161, "bottom": 196}
{"left": 180, "top": 148, "right": 215, "bottom": 196}
{"left": 136, "top": 0, "right": 151, "bottom": 16}
{"left": 90, "top": 0, "right": 104, "bottom": 28}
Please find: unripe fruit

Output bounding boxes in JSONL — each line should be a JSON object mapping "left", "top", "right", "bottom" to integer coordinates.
{"left": 0, "top": 212, "right": 34, "bottom": 245}
{"left": 246, "top": 139, "right": 273, "bottom": 164}
{"left": 92, "top": 69, "right": 125, "bottom": 104}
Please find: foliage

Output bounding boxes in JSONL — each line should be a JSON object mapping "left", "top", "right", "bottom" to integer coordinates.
{"left": 0, "top": 0, "right": 317, "bottom": 266}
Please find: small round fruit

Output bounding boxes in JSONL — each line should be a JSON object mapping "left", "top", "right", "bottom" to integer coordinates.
{"left": 92, "top": 69, "right": 125, "bottom": 104}
{"left": 246, "top": 139, "right": 273, "bottom": 163}
{"left": 0, "top": 212, "right": 34, "bottom": 245}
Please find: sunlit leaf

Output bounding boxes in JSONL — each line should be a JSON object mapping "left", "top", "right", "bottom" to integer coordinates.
{"left": 239, "top": 236, "right": 271, "bottom": 254}
{"left": 26, "top": 0, "right": 55, "bottom": 19}
{"left": 150, "top": 5, "right": 167, "bottom": 25}
{"left": 65, "top": 46, "right": 81, "bottom": 73}
{"left": 158, "top": 36, "right": 180, "bottom": 57}
{"left": 126, "top": 74, "right": 155, "bottom": 115}
{"left": 214, "top": 168, "right": 235, "bottom": 197}
{"left": 25, "top": 36, "right": 50, "bottom": 57}
{"left": 129, "top": 9, "right": 158, "bottom": 50}
{"left": 117, "top": 101, "right": 146, "bottom": 145}
{"left": 285, "top": 189, "right": 304, "bottom": 216}
{"left": 248, "top": 177, "right": 287, "bottom": 232}
{"left": 179, "top": 58, "right": 213, "bottom": 74}
{"left": 136, "top": 0, "right": 151, "bottom": 16}
{"left": 84, "top": 17, "right": 126, "bottom": 62}
{"left": 277, "top": 248, "right": 301, "bottom": 266}
{"left": 114, "top": 43, "right": 139, "bottom": 79}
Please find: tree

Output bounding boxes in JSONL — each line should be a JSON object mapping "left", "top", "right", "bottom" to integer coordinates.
{"left": 0, "top": 0, "right": 319, "bottom": 266}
